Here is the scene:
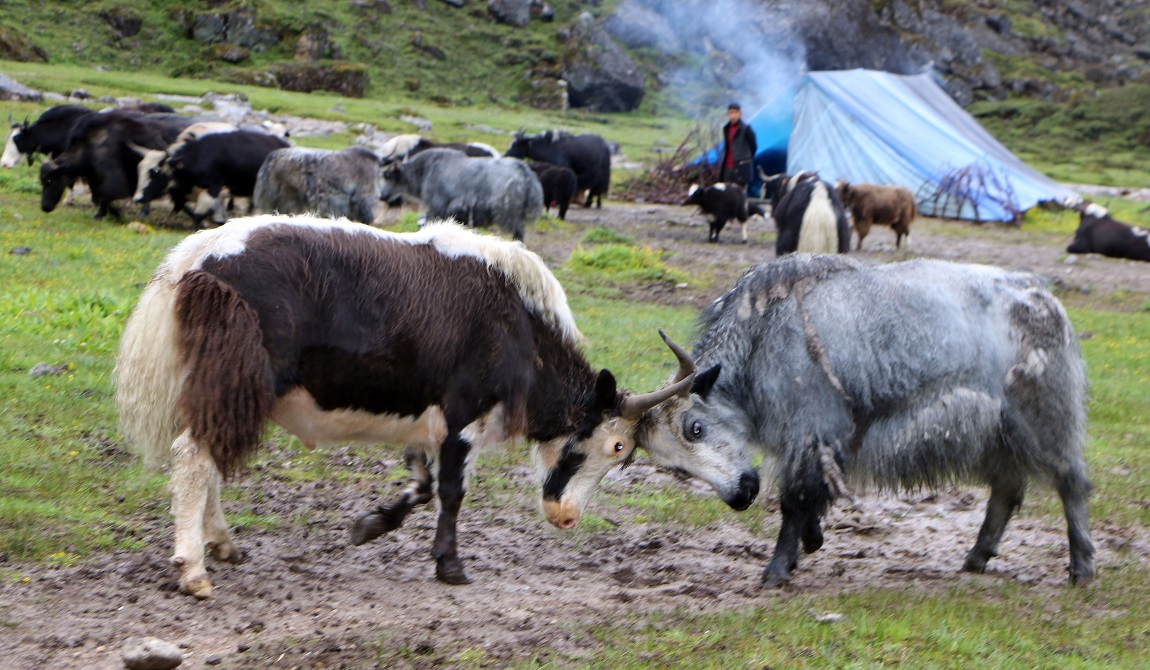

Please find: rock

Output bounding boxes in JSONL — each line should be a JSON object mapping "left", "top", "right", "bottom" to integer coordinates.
{"left": 98, "top": 7, "right": 143, "bottom": 39}
{"left": 28, "top": 363, "right": 68, "bottom": 378}
{"left": 9, "top": 246, "right": 32, "bottom": 256}
{"left": 121, "top": 636, "right": 184, "bottom": 670}
{"left": 209, "top": 43, "right": 251, "bottom": 64}
{"left": 0, "top": 73, "right": 41, "bottom": 102}
{"left": 560, "top": 13, "right": 645, "bottom": 112}
{"left": 350, "top": 0, "right": 393, "bottom": 13}
{"left": 192, "top": 6, "right": 279, "bottom": 50}
{"left": 0, "top": 26, "right": 49, "bottom": 63}
{"left": 518, "top": 77, "right": 568, "bottom": 111}
{"left": 270, "top": 62, "right": 370, "bottom": 97}
{"left": 488, "top": 0, "right": 552, "bottom": 28}
{"left": 295, "top": 27, "right": 336, "bottom": 62}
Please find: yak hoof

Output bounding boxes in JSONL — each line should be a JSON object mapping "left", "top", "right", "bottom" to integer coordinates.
{"left": 350, "top": 506, "right": 407, "bottom": 545}
{"left": 1069, "top": 565, "right": 1096, "bottom": 587}
{"left": 436, "top": 558, "right": 472, "bottom": 585}
{"left": 760, "top": 569, "right": 791, "bottom": 589}
{"left": 181, "top": 574, "right": 214, "bottom": 599}
{"left": 208, "top": 541, "right": 245, "bottom": 564}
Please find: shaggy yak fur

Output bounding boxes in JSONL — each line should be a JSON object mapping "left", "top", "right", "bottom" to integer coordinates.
{"left": 380, "top": 148, "right": 543, "bottom": 241}
{"left": 115, "top": 215, "right": 689, "bottom": 598}
{"left": 505, "top": 130, "right": 611, "bottom": 208}
{"left": 772, "top": 176, "right": 851, "bottom": 255}
{"left": 634, "top": 254, "right": 1094, "bottom": 588}
{"left": 836, "top": 180, "right": 917, "bottom": 250}
{"left": 252, "top": 146, "right": 383, "bottom": 224}
{"left": 530, "top": 162, "right": 578, "bottom": 220}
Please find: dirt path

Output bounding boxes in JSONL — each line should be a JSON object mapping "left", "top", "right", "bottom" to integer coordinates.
{"left": 1, "top": 201, "right": 1147, "bottom": 669}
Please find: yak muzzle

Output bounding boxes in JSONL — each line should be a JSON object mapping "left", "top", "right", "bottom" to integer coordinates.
{"left": 722, "top": 470, "right": 760, "bottom": 511}
{"left": 542, "top": 498, "right": 580, "bottom": 530}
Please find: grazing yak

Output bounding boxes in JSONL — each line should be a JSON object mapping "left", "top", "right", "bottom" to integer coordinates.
{"left": 378, "top": 133, "right": 501, "bottom": 161}
{"left": 380, "top": 148, "right": 543, "bottom": 241}
{"left": 530, "top": 162, "right": 577, "bottom": 220}
{"left": 1066, "top": 203, "right": 1150, "bottom": 262}
{"left": 684, "top": 183, "right": 767, "bottom": 243}
{"left": 130, "top": 121, "right": 238, "bottom": 212}
{"left": 770, "top": 173, "right": 850, "bottom": 255}
{"left": 505, "top": 130, "right": 611, "bottom": 208}
{"left": 606, "top": 254, "right": 1092, "bottom": 588}
{"left": 836, "top": 180, "right": 917, "bottom": 250}
{"left": 253, "top": 146, "right": 384, "bottom": 225}
{"left": 114, "top": 215, "right": 691, "bottom": 597}
{"left": 2, "top": 104, "right": 96, "bottom": 168}
{"left": 39, "top": 110, "right": 195, "bottom": 220}
{"left": 134, "top": 129, "right": 291, "bottom": 229}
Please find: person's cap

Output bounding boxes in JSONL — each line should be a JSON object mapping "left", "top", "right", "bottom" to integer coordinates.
{"left": 727, "top": 102, "right": 741, "bottom": 111}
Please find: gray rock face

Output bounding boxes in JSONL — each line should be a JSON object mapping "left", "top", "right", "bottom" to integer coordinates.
{"left": 560, "top": 13, "right": 645, "bottom": 112}
{"left": 121, "top": 636, "right": 183, "bottom": 670}
{"left": 192, "top": 7, "right": 279, "bottom": 50}
{"left": 488, "top": 0, "right": 553, "bottom": 28}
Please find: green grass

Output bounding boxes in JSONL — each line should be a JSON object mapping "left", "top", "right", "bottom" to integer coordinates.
{"left": 3, "top": 64, "right": 1150, "bottom": 669}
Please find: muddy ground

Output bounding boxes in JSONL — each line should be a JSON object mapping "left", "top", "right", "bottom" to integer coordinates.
{"left": 1, "top": 201, "right": 1148, "bottom": 669}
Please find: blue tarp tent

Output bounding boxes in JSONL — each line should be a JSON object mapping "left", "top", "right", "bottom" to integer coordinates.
{"left": 707, "top": 69, "right": 1078, "bottom": 222}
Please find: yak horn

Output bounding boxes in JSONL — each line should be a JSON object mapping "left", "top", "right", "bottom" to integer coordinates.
{"left": 618, "top": 330, "right": 698, "bottom": 420}
{"left": 125, "top": 139, "right": 155, "bottom": 157}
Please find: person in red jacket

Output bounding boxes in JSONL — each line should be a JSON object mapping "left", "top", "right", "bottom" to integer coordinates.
{"left": 719, "top": 102, "right": 757, "bottom": 194}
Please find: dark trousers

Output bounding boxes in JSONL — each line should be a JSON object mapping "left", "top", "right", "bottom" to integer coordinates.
{"left": 720, "top": 160, "right": 753, "bottom": 192}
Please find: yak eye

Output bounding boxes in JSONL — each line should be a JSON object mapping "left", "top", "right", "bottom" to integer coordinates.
{"left": 613, "top": 441, "right": 624, "bottom": 453}
{"left": 687, "top": 420, "right": 703, "bottom": 440}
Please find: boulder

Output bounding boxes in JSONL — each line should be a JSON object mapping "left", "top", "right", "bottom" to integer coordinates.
{"left": 210, "top": 43, "right": 251, "bottom": 64}
{"left": 121, "top": 636, "right": 183, "bottom": 670}
{"left": 488, "top": 0, "right": 553, "bottom": 28}
{"left": 192, "top": 6, "right": 279, "bottom": 50}
{"left": 519, "top": 77, "right": 568, "bottom": 110}
{"left": 559, "top": 13, "right": 645, "bottom": 112}
{"left": 271, "top": 62, "right": 370, "bottom": 97}
{"left": 98, "top": 6, "right": 143, "bottom": 39}
{"left": 0, "top": 73, "right": 42, "bottom": 102}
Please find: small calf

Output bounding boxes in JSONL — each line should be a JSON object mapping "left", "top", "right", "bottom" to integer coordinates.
{"left": 530, "top": 162, "right": 577, "bottom": 220}
{"left": 1067, "top": 203, "right": 1150, "bottom": 262}
{"left": 684, "top": 183, "right": 766, "bottom": 243}
{"left": 837, "top": 180, "right": 917, "bottom": 250}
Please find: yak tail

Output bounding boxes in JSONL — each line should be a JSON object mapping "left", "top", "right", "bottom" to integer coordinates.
{"left": 116, "top": 269, "right": 273, "bottom": 479}
{"left": 796, "top": 182, "right": 839, "bottom": 255}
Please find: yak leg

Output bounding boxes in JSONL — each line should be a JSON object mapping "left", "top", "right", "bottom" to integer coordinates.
{"left": 169, "top": 430, "right": 219, "bottom": 599}
{"left": 431, "top": 432, "right": 472, "bottom": 584}
{"left": 202, "top": 464, "right": 243, "bottom": 564}
{"left": 350, "top": 447, "right": 434, "bottom": 545}
{"left": 962, "top": 474, "right": 1026, "bottom": 575}
{"left": 761, "top": 496, "right": 813, "bottom": 588}
{"left": 801, "top": 513, "right": 824, "bottom": 554}
{"left": 1057, "top": 467, "right": 1095, "bottom": 585}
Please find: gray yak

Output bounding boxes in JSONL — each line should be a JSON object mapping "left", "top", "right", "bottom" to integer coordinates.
{"left": 624, "top": 255, "right": 1094, "bottom": 587}
{"left": 380, "top": 148, "right": 543, "bottom": 241}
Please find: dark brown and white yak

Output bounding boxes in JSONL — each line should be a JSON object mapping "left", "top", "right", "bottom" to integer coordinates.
{"left": 115, "top": 215, "right": 691, "bottom": 598}
{"left": 1066, "top": 203, "right": 1150, "bottom": 262}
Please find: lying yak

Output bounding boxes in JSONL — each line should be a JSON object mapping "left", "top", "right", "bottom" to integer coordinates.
{"left": 115, "top": 215, "right": 691, "bottom": 597}
{"left": 683, "top": 183, "right": 767, "bottom": 243}
{"left": 253, "top": 146, "right": 383, "bottom": 224}
{"left": 1066, "top": 203, "right": 1150, "bottom": 262}
{"left": 542, "top": 254, "right": 1095, "bottom": 588}
{"left": 837, "top": 180, "right": 917, "bottom": 250}
{"left": 380, "top": 148, "right": 542, "bottom": 241}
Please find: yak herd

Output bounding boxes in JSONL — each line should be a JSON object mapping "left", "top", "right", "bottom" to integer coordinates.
{"left": 7, "top": 100, "right": 1147, "bottom": 598}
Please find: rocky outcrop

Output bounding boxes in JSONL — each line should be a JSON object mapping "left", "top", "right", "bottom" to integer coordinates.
{"left": 98, "top": 6, "right": 143, "bottom": 40}
{"left": 559, "top": 13, "right": 645, "bottom": 112}
{"left": 189, "top": 5, "right": 279, "bottom": 51}
{"left": 0, "top": 26, "right": 48, "bottom": 63}
{"left": 488, "top": 0, "right": 553, "bottom": 28}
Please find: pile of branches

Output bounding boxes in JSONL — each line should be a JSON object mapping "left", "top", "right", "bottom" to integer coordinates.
{"left": 614, "top": 122, "right": 721, "bottom": 204}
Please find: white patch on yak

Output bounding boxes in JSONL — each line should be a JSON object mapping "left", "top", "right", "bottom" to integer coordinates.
{"left": 714, "top": 182, "right": 727, "bottom": 191}
{"left": 467, "top": 142, "right": 501, "bottom": 158}
{"left": 1, "top": 127, "right": 23, "bottom": 168}
{"left": 379, "top": 134, "right": 424, "bottom": 160}
{"left": 160, "top": 214, "right": 583, "bottom": 346}
{"left": 1083, "top": 203, "right": 1110, "bottom": 218}
{"left": 796, "top": 181, "right": 838, "bottom": 254}
{"left": 687, "top": 184, "right": 700, "bottom": 197}
{"left": 271, "top": 388, "right": 450, "bottom": 450}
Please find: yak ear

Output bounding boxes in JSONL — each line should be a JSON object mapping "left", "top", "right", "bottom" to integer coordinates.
{"left": 592, "top": 369, "right": 618, "bottom": 413}
{"left": 691, "top": 364, "right": 721, "bottom": 400}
